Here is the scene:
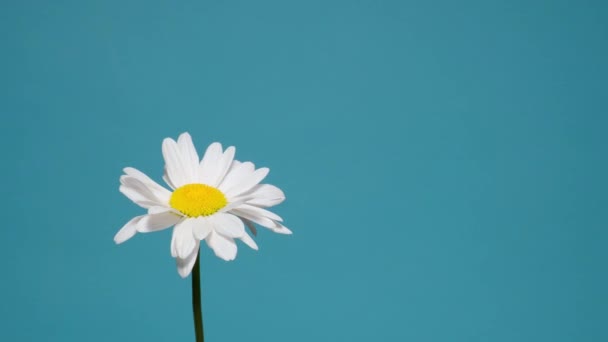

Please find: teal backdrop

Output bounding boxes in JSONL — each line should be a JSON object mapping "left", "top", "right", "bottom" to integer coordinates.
{"left": 1, "top": 0, "right": 607, "bottom": 341}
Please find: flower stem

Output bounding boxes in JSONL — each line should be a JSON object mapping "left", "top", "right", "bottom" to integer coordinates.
{"left": 192, "top": 251, "right": 204, "bottom": 342}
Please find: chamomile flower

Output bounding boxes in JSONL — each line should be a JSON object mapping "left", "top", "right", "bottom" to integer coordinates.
{"left": 114, "top": 132, "right": 290, "bottom": 277}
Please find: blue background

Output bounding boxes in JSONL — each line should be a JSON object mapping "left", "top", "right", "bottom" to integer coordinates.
{"left": 1, "top": 0, "right": 607, "bottom": 341}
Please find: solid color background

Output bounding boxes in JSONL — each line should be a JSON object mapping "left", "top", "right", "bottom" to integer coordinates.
{"left": 1, "top": 0, "right": 607, "bottom": 341}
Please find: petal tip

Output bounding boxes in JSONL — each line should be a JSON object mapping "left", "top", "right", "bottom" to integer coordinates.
{"left": 275, "top": 226, "right": 293, "bottom": 235}
{"left": 178, "top": 269, "right": 191, "bottom": 278}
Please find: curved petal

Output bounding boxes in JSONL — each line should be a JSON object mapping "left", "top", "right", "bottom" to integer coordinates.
{"left": 123, "top": 167, "right": 171, "bottom": 204}
{"left": 162, "top": 137, "right": 190, "bottom": 187}
{"left": 272, "top": 223, "right": 293, "bottom": 235}
{"left": 239, "top": 184, "right": 285, "bottom": 207}
{"left": 171, "top": 219, "right": 198, "bottom": 259}
{"left": 176, "top": 241, "right": 200, "bottom": 278}
{"left": 120, "top": 176, "right": 168, "bottom": 208}
{"left": 114, "top": 215, "right": 144, "bottom": 244}
{"left": 230, "top": 208, "right": 277, "bottom": 229}
{"left": 205, "top": 231, "right": 237, "bottom": 261}
{"left": 218, "top": 198, "right": 249, "bottom": 213}
{"left": 147, "top": 206, "right": 174, "bottom": 215}
{"left": 137, "top": 211, "right": 182, "bottom": 233}
{"left": 229, "top": 208, "right": 292, "bottom": 236}
{"left": 224, "top": 167, "right": 269, "bottom": 198}
{"left": 210, "top": 212, "right": 245, "bottom": 238}
{"left": 119, "top": 185, "right": 159, "bottom": 209}
{"left": 190, "top": 217, "right": 213, "bottom": 240}
{"left": 177, "top": 133, "right": 199, "bottom": 182}
{"left": 163, "top": 168, "right": 176, "bottom": 190}
{"left": 208, "top": 146, "right": 235, "bottom": 187}
{"left": 221, "top": 160, "right": 241, "bottom": 184}
{"left": 229, "top": 209, "right": 292, "bottom": 234}
{"left": 218, "top": 161, "right": 254, "bottom": 193}
{"left": 234, "top": 204, "right": 283, "bottom": 222}
{"left": 242, "top": 218, "right": 257, "bottom": 236}
{"left": 198, "top": 142, "right": 223, "bottom": 185}
{"left": 239, "top": 232, "right": 259, "bottom": 250}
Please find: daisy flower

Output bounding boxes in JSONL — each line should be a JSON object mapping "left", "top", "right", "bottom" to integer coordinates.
{"left": 114, "top": 132, "right": 290, "bottom": 277}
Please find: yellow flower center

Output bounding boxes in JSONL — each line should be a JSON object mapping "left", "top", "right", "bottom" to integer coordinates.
{"left": 169, "top": 183, "right": 228, "bottom": 217}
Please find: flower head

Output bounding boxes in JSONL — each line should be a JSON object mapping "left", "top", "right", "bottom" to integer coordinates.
{"left": 114, "top": 132, "right": 290, "bottom": 277}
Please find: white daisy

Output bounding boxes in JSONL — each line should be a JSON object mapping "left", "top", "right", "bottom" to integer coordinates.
{"left": 114, "top": 132, "right": 291, "bottom": 277}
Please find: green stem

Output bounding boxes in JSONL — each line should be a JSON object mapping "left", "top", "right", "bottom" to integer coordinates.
{"left": 192, "top": 251, "right": 204, "bottom": 342}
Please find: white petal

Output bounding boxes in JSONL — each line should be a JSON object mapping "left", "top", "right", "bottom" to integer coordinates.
{"left": 119, "top": 185, "right": 159, "bottom": 208}
{"left": 208, "top": 146, "right": 235, "bottom": 187}
{"left": 198, "top": 142, "right": 223, "bottom": 185}
{"left": 114, "top": 215, "right": 143, "bottom": 244}
{"left": 223, "top": 160, "right": 241, "bottom": 181}
{"left": 242, "top": 218, "right": 257, "bottom": 236}
{"left": 120, "top": 176, "right": 166, "bottom": 208}
{"left": 239, "top": 232, "right": 259, "bottom": 250}
{"left": 230, "top": 207, "right": 279, "bottom": 229}
{"left": 210, "top": 212, "right": 245, "bottom": 238}
{"left": 137, "top": 212, "right": 182, "bottom": 233}
{"left": 205, "top": 231, "right": 237, "bottom": 261}
{"left": 171, "top": 219, "right": 197, "bottom": 258}
{"left": 218, "top": 161, "right": 254, "bottom": 193}
{"left": 230, "top": 208, "right": 278, "bottom": 230}
{"left": 219, "top": 199, "right": 249, "bottom": 213}
{"left": 147, "top": 206, "right": 173, "bottom": 215}
{"left": 225, "top": 167, "right": 269, "bottom": 198}
{"left": 162, "top": 137, "right": 189, "bottom": 187}
{"left": 163, "top": 168, "right": 176, "bottom": 190}
{"left": 177, "top": 133, "right": 199, "bottom": 182}
{"left": 191, "top": 217, "right": 213, "bottom": 240}
{"left": 123, "top": 167, "right": 171, "bottom": 204}
{"left": 240, "top": 184, "right": 285, "bottom": 207}
{"left": 176, "top": 241, "right": 200, "bottom": 278}
{"left": 272, "top": 223, "right": 293, "bottom": 235}
{"left": 232, "top": 209, "right": 292, "bottom": 234}
{"left": 235, "top": 204, "right": 283, "bottom": 222}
